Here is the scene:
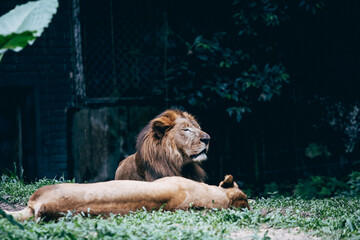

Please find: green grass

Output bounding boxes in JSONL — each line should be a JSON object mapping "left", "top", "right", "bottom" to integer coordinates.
{"left": 0, "top": 174, "right": 73, "bottom": 205}
{"left": 1, "top": 175, "right": 360, "bottom": 239}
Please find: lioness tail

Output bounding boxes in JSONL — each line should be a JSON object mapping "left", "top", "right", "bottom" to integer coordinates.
{"left": 4, "top": 207, "right": 34, "bottom": 221}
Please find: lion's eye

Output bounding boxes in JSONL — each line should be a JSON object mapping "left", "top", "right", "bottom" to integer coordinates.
{"left": 183, "top": 128, "right": 191, "bottom": 132}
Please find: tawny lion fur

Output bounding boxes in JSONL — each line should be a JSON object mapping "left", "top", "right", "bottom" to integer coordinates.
{"left": 115, "top": 109, "right": 211, "bottom": 182}
{"left": 4, "top": 175, "right": 249, "bottom": 221}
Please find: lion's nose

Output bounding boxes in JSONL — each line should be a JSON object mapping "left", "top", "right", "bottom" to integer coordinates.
{"left": 200, "top": 133, "right": 211, "bottom": 145}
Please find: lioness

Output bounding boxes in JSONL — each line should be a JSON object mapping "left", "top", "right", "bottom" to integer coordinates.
{"left": 115, "top": 109, "right": 210, "bottom": 182}
{"left": 4, "top": 175, "right": 249, "bottom": 221}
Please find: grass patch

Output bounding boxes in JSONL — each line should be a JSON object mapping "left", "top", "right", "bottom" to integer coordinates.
{"left": 0, "top": 175, "right": 73, "bottom": 205}
{"left": 1, "top": 175, "right": 360, "bottom": 239}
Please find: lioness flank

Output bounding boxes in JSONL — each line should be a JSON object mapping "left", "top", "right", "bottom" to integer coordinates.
{"left": 115, "top": 109, "right": 210, "bottom": 182}
{"left": 4, "top": 175, "right": 249, "bottom": 221}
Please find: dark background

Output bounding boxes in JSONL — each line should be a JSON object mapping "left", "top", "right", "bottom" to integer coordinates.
{"left": 0, "top": 0, "right": 359, "bottom": 190}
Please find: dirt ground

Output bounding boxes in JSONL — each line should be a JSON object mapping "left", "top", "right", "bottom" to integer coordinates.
{"left": 230, "top": 227, "right": 321, "bottom": 240}
{"left": 0, "top": 202, "right": 25, "bottom": 212}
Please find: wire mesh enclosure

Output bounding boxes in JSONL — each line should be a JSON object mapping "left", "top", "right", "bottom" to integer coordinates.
{"left": 74, "top": 0, "right": 360, "bottom": 185}
{"left": 80, "top": 0, "right": 166, "bottom": 101}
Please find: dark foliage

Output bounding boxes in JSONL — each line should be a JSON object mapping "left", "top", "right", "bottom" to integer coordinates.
{"left": 155, "top": 0, "right": 360, "bottom": 171}
{"left": 159, "top": 0, "right": 296, "bottom": 121}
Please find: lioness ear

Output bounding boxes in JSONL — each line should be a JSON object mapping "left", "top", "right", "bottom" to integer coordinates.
{"left": 219, "top": 175, "right": 234, "bottom": 188}
{"left": 152, "top": 117, "right": 176, "bottom": 139}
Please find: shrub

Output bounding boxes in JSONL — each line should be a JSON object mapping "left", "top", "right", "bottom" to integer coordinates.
{"left": 294, "top": 175, "right": 348, "bottom": 199}
{"left": 344, "top": 171, "right": 360, "bottom": 196}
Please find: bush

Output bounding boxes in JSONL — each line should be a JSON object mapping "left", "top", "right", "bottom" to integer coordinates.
{"left": 294, "top": 175, "right": 348, "bottom": 199}
{"left": 344, "top": 171, "right": 360, "bottom": 196}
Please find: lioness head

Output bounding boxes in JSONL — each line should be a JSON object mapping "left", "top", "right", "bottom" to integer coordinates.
{"left": 219, "top": 175, "right": 250, "bottom": 210}
{"left": 150, "top": 109, "right": 210, "bottom": 162}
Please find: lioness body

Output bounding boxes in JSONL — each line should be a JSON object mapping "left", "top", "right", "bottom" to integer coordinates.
{"left": 115, "top": 109, "right": 210, "bottom": 182}
{"left": 5, "top": 176, "right": 249, "bottom": 221}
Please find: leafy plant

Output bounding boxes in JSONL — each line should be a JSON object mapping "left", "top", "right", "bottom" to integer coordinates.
{"left": 345, "top": 171, "right": 360, "bottom": 196}
{"left": 263, "top": 182, "right": 279, "bottom": 196}
{"left": 323, "top": 101, "right": 360, "bottom": 153}
{"left": 305, "top": 142, "right": 331, "bottom": 158}
{"left": 294, "top": 175, "right": 348, "bottom": 199}
{"left": 0, "top": 0, "right": 59, "bottom": 62}
{"left": 161, "top": 0, "right": 293, "bottom": 122}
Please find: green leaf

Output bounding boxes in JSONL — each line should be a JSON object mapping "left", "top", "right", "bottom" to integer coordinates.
{"left": 346, "top": 219, "right": 356, "bottom": 232}
{"left": 0, "top": 0, "right": 58, "bottom": 54}
{"left": 0, "top": 31, "right": 36, "bottom": 51}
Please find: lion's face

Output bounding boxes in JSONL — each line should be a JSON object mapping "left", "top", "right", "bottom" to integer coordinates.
{"left": 130, "top": 109, "right": 208, "bottom": 181}
{"left": 172, "top": 116, "right": 210, "bottom": 162}
{"left": 149, "top": 109, "right": 210, "bottom": 163}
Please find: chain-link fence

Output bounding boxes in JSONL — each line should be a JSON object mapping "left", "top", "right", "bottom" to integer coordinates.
{"left": 80, "top": 0, "right": 166, "bottom": 101}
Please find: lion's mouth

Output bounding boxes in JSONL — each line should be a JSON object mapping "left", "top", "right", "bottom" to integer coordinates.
{"left": 190, "top": 149, "right": 207, "bottom": 162}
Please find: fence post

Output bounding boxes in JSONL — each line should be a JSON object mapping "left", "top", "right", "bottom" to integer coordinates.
{"left": 72, "top": 0, "right": 86, "bottom": 106}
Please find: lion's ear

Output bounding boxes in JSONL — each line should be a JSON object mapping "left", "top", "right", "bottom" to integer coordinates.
{"left": 152, "top": 117, "right": 176, "bottom": 139}
{"left": 219, "top": 175, "right": 234, "bottom": 188}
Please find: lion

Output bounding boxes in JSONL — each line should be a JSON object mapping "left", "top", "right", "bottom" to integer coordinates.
{"left": 4, "top": 175, "right": 249, "bottom": 221}
{"left": 114, "top": 109, "right": 210, "bottom": 182}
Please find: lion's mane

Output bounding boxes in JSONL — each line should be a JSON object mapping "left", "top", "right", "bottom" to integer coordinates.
{"left": 115, "top": 109, "right": 208, "bottom": 182}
